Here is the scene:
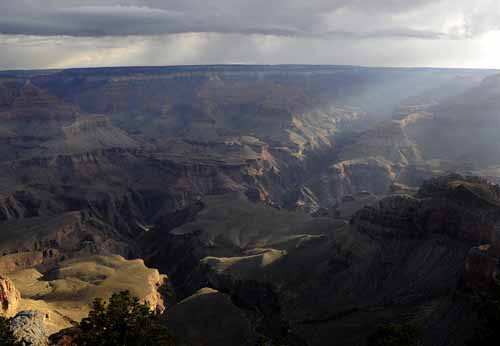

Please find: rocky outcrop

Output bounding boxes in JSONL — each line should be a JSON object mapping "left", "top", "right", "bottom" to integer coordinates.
{"left": 0, "top": 249, "right": 55, "bottom": 275}
{"left": 141, "top": 193, "right": 341, "bottom": 294}
{"left": 0, "top": 275, "right": 21, "bottom": 317}
{"left": 301, "top": 157, "right": 398, "bottom": 211}
{"left": 0, "top": 81, "right": 80, "bottom": 141}
{"left": 0, "top": 212, "right": 135, "bottom": 273}
{"left": 338, "top": 119, "right": 421, "bottom": 165}
{"left": 10, "top": 310, "right": 49, "bottom": 346}
{"left": 7, "top": 255, "right": 168, "bottom": 334}
{"left": 158, "top": 175, "right": 500, "bottom": 346}
{"left": 142, "top": 268, "right": 168, "bottom": 313}
{"left": 352, "top": 175, "right": 500, "bottom": 244}
{"left": 56, "top": 115, "right": 142, "bottom": 154}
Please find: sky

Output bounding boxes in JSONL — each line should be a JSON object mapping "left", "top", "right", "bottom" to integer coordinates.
{"left": 1, "top": 0, "right": 500, "bottom": 70}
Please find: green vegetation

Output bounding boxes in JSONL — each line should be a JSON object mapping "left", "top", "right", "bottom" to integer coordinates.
{"left": 468, "top": 300, "right": 500, "bottom": 346}
{"left": 367, "top": 323, "right": 422, "bottom": 346}
{"left": 0, "top": 316, "right": 21, "bottom": 346}
{"left": 74, "top": 291, "right": 175, "bottom": 346}
{"left": 255, "top": 336, "right": 290, "bottom": 346}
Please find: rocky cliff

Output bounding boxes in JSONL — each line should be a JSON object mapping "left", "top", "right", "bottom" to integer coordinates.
{"left": 4, "top": 255, "right": 168, "bottom": 335}
{"left": 0, "top": 275, "right": 21, "bottom": 317}
{"left": 0, "top": 66, "right": 498, "bottom": 345}
{"left": 152, "top": 175, "right": 500, "bottom": 346}
{"left": 10, "top": 310, "right": 49, "bottom": 346}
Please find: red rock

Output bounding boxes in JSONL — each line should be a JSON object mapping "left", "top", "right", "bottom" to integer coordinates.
{"left": 0, "top": 275, "right": 21, "bottom": 317}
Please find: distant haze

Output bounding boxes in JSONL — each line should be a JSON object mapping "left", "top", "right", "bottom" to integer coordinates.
{"left": 1, "top": 0, "right": 500, "bottom": 69}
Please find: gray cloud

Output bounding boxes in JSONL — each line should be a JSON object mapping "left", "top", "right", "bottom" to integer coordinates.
{"left": 1, "top": 0, "right": 500, "bottom": 70}
{"left": 0, "top": 0, "right": 469, "bottom": 39}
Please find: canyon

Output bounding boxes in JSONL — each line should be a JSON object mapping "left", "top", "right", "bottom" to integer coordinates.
{"left": 0, "top": 65, "right": 500, "bottom": 345}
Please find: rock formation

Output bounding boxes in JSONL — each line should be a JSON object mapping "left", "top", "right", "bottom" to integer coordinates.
{"left": 0, "top": 66, "right": 499, "bottom": 346}
{"left": 0, "top": 275, "right": 21, "bottom": 317}
{"left": 10, "top": 310, "right": 49, "bottom": 346}
{"left": 153, "top": 175, "right": 500, "bottom": 346}
{"left": 7, "top": 255, "right": 168, "bottom": 335}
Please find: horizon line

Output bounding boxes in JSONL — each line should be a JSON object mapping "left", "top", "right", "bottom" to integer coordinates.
{"left": 1, "top": 63, "right": 499, "bottom": 74}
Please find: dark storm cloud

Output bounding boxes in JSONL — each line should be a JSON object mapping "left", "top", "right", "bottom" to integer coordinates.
{"left": 0, "top": 0, "right": 455, "bottom": 38}
{"left": 1, "top": 0, "right": 499, "bottom": 70}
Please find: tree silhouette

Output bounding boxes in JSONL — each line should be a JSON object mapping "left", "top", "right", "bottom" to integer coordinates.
{"left": 74, "top": 291, "right": 175, "bottom": 346}
{"left": 0, "top": 316, "right": 21, "bottom": 346}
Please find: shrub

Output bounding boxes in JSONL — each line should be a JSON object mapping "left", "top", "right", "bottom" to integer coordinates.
{"left": 467, "top": 300, "right": 500, "bottom": 346}
{"left": 74, "top": 291, "right": 175, "bottom": 346}
{"left": 0, "top": 316, "right": 21, "bottom": 346}
{"left": 255, "top": 336, "right": 291, "bottom": 346}
{"left": 367, "top": 323, "right": 422, "bottom": 346}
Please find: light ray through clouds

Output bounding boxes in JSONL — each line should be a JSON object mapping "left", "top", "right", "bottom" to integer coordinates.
{"left": 0, "top": 0, "right": 500, "bottom": 69}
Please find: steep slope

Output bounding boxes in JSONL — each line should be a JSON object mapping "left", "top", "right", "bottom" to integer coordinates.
{"left": 0, "top": 212, "right": 136, "bottom": 273}
{"left": 0, "top": 81, "right": 79, "bottom": 138}
{"left": 165, "top": 288, "right": 255, "bottom": 346}
{"left": 0, "top": 66, "right": 498, "bottom": 346}
{"left": 403, "top": 73, "right": 500, "bottom": 168}
{"left": 41, "top": 115, "right": 142, "bottom": 155}
{"left": 158, "top": 175, "right": 500, "bottom": 346}
{"left": 140, "top": 193, "right": 344, "bottom": 295}
{"left": 298, "top": 112, "right": 441, "bottom": 211}
{"left": 302, "top": 71, "right": 500, "bottom": 210}
{"left": 0, "top": 65, "right": 491, "bottom": 219}
{"left": 0, "top": 275, "right": 21, "bottom": 317}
